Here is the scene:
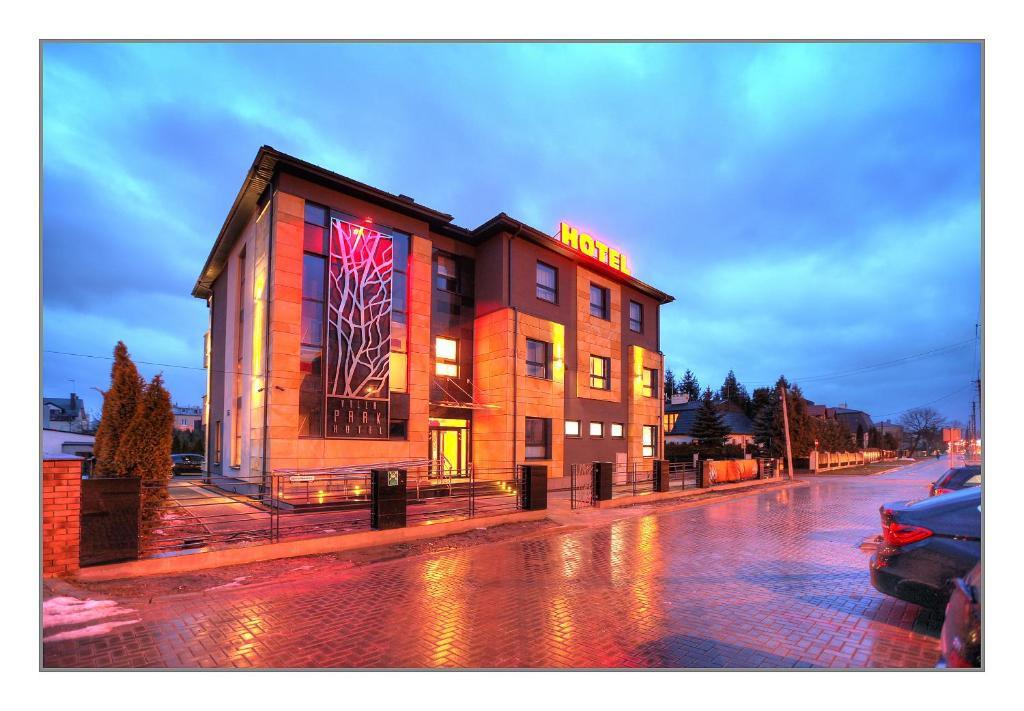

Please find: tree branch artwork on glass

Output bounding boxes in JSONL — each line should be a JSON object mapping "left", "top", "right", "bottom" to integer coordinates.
{"left": 326, "top": 219, "right": 393, "bottom": 401}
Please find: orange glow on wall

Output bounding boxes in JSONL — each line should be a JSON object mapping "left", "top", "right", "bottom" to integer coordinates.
{"left": 558, "top": 222, "right": 631, "bottom": 276}
{"left": 552, "top": 323, "right": 565, "bottom": 383}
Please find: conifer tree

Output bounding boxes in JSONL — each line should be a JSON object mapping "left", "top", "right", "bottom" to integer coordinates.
{"left": 680, "top": 369, "right": 701, "bottom": 401}
{"left": 115, "top": 374, "right": 174, "bottom": 531}
{"left": 93, "top": 341, "right": 144, "bottom": 476}
{"left": 691, "top": 387, "right": 731, "bottom": 450}
{"left": 663, "top": 368, "right": 677, "bottom": 402}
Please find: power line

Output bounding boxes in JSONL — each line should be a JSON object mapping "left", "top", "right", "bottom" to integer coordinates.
{"left": 871, "top": 383, "right": 975, "bottom": 420}
{"left": 43, "top": 349, "right": 254, "bottom": 378}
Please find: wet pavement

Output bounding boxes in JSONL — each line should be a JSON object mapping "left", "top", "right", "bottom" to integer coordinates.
{"left": 43, "top": 459, "right": 951, "bottom": 668}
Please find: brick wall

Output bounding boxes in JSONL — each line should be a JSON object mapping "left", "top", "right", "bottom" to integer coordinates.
{"left": 43, "top": 456, "right": 82, "bottom": 577}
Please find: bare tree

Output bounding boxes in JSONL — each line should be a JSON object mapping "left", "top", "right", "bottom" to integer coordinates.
{"left": 899, "top": 407, "right": 947, "bottom": 452}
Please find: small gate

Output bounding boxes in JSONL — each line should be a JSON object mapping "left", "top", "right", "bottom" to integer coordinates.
{"left": 569, "top": 463, "right": 594, "bottom": 509}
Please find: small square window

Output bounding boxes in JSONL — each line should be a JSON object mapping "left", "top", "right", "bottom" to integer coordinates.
{"left": 389, "top": 420, "right": 408, "bottom": 439}
{"left": 536, "top": 262, "right": 558, "bottom": 303}
{"left": 611, "top": 423, "right": 624, "bottom": 438}
{"left": 629, "top": 301, "right": 643, "bottom": 333}
{"left": 565, "top": 420, "right": 581, "bottom": 437}
{"left": 590, "top": 421, "right": 604, "bottom": 437}
{"left": 589, "top": 284, "right": 610, "bottom": 319}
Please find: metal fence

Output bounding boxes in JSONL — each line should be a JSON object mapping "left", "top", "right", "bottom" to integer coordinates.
{"left": 569, "top": 463, "right": 594, "bottom": 509}
{"left": 668, "top": 461, "right": 699, "bottom": 490}
{"left": 404, "top": 464, "right": 522, "bottom": 526}
{"left": 610, "top": 461, "right": 655, "bottom": 499}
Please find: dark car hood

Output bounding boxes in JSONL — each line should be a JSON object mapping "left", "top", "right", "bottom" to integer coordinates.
{"left": 882, "top": 487, "right": 981, "bottom": 539}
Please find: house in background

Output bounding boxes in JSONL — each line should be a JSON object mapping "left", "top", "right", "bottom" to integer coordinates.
{"left": 663, "top": 394, "right": 755, "bottom": 448}
{"left": 173, "top": 404, "right": 203, "bottom": 432}
{"left": 41, "top": 392, "right": 90, "bottom": 433}
{"left": 806, "top": 399, "right": 874, "bottom": 448}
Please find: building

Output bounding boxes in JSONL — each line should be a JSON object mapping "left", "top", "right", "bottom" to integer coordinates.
{"left": 193, "top": 147, "right": 674, "bottom": 490}
{"left": 876, "top": 420, "right": 905, "bottom": 448}
{"left": 663, "top": 394, "right": 755, "bottom": 447}
{"left": 832, "top": 406, "right": 874, "bottom": 447}
{"left": 173, "top": 404, "right": 203, "bottom": 432}
{"left": 41, "top": 393, "right": 90, "bottom": 433}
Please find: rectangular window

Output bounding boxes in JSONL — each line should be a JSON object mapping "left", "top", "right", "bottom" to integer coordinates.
{"left": 664, "top": 412, "right": 679, "bottom": 434}
{"left": 232, "top": 249, "right": 246, "bottom": 467}
{"left": 390, "top": 231, "right": 410, "bottom": 393}
{"left": 214, "top": 421, "right": 222, "bottom": 464}
{"left": 643, "top": 425, "right": 658, "bottom": 458}
{"left": 303, "top": 202, "right": 327, "bottom": 254}
{"left": 389, "top": 420, "right": 408, "bottom": 439}
{"left": 589, "top": 355, "right": 611, "bottom": 390}
{"left": 525, "top": 417, "right": 551, "bottom": 460}
{"left": 589, "top": 283, "right": 610, "bottom": 319}
{"left": 589, "top": 421, "right": 604, "bottom": 438}
{"left": 525, "top": 338, "right": 551, "bottom": 379}
{"left": 435, "top": 253, "right": 460, "bottom": 292}
{"left": 231, "top": 396, "right": 242, "bottom": 467}
{"left": 299, "top": 251, "right": 326, "bottom": 438}
{"left": 611, "top": 423, "right": 624, "bottom": 438}
{"left": 565, "top": 420, "right": 581, "bottom": 438}
{"left": 435, "top": 336, "right": 459, "bottom": 377}
{"left": 629, "top": 301, "right": 643, "bottom": 333}
{"left": 536, "top": 262, "right": 558, "bottom": 303}
{"left": 642, "top": 368, "right": 658, "bottom": 398}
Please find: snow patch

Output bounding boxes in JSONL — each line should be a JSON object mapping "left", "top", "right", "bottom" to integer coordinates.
{"left": 205, "top": 576, "right": 249, "bottom": 592}
{"left": 43, "top": 618, "right": 142, "bottom": 643}
{"left": 43, "top": 596, "right": 135, "bottom": 629}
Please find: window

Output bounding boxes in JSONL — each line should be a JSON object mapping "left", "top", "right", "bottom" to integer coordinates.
{"left": 642, "top": 368, "right": 658, "bottom": 398}
{"left": 389, "top": 420, "right": 408, "bottom": 439}
{"left": 664, "top": 412, "right": 679, "bottom": 434}
{"left": 526, "top": 338, "right": 551, "bottom": 379}
{"left": 589, "top": 421, "right": 604, "bottom": 437}
{"left": 565, "top": 420, "right": 581, "bottom": 438}
{"left": 303, "top": 202, "right": 327, "bottom": 253}
{"left": 536, "top": 262, "right": 557, "bottom": 303}
{"left": 435, "top": 253, "right": 460, "bottom": 292}
{"left": 390, "top": 231, "right": 410, "bottom": 393}
{"left": 629, "top": 301, "right": 643, "bottom": 333}
{"left": 611, "top": 423, "right": 624, "bottom": 438}
{"left": 299, "top": 252, "right": 326, "bottom": 438}
{"left": 589, "top": 283, "right": 610, "bottom": 319}
{"left": 525, "top": 417, "right": 551, "bottom": 459}
{"left": 214, "top": 421, "right": 222, "bottom": 464}
{"left": 232, "top": 396, "right": 242, "bottom": 467}
{"left": 435, "top": 336, "right": 459, "bottom": 377}
{"left": 232, "top": 249, "right": 245, "bottom": 467}
{"left": 589, "top": 355, "right": 611, "bottom": 390}
{"left": 643, "top": 425, "right": 658, "bottom": 458}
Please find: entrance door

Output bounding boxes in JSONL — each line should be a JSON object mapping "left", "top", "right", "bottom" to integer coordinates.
{"left": 429, "top": 427, "right": 466, "bottom": 478}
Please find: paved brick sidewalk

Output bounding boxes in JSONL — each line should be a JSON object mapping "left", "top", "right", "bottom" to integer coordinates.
{"left": 43, "top": 459, "right": 949, "bottom": 668}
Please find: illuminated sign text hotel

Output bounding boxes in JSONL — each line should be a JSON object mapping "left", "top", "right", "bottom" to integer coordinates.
{"left": 557, "top": 222, "right": 631, "bottom": 276}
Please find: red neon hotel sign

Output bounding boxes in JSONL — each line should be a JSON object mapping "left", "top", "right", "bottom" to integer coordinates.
{"left": 557, "top": 222, "right": 631, "bottom": 276}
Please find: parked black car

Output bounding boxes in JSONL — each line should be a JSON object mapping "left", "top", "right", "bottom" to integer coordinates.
{"left": 869, "top": 486, "right": 981, "bottom": 610}
{"left": 171, "top": 453, "right": 205, "bottom": 475}
{"left": 938, "top": 562, "right": 981, "bottom": 668}
{"left": 930, "top": 465, "right": 982, "bottom": 497}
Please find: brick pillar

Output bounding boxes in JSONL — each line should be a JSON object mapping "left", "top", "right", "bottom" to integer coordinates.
{"left": 43, "top": 456, "right": 82, "bottom": 578}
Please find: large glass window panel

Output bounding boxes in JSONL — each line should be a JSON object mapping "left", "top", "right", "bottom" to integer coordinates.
{"left": 304, "top": 202, "right": 327, "bottom": 226}
{"left": 436, "top": 253, "right": 459, "bottom": 292}
{"left": 299, "top": 346, "right": 322, "bottom": 376}
{"left": 392, "top": 272, "right": 407, "bottom": 313}
{"left": 392, "top": 231, "right": 409, "bottom": 272}
{"left": 390, "top": 352, "right": 408, "bottom": 392}
{"left": 436, "top": 336, "right": 457, "bottom": 361}
{"left": 391, "top": 319, "right": 408, "bottom": 353}
{"left": 303, "top": 222, "right": 326, "bottom": 254}
{"left": 302, "top": 254, "right": 325, "bottom": 299}
{"left": 300, "top": 301, "right": 324, "bottom": 346}
{"left": 299, "top": 373, "right": 324, "bottom": 438}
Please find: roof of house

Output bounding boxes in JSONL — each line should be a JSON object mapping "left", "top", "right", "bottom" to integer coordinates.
{"left": 192, "top": 146, "right": 675, "bottom": 305}
{"left": 666, "top": 400, "right": 755, "bottom": 437}
{"left": 42, "top": 397, "right": 85, "bottom": 415}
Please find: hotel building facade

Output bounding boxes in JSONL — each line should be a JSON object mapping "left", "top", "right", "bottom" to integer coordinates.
{"left": 193, "top": 147, "right": 674, "bottom": 489}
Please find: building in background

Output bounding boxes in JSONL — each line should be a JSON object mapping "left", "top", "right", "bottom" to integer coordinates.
{"left": 173, "top": 404, "right": 203, "bottom": 432}
{"left": 193, "top": 146, "right": 674, "bottom": 491}
{"left": 41, "top": 392, "right": 90, "bottom": 433}
{"left": 663, "top": 394, "right": 755, "bottom": 447}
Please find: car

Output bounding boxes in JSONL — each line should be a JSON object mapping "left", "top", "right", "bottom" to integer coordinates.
{"left": 171, "top": 453, "right": 205, "bottom": 475}
{"left": 930, "top": 465, "right": 982, "bottom": 496}
{"left": 937, "top": 561, "right": 981, "bottom": 668}
{"left": 869, "top": 486, "right": 981, "bottom": 610}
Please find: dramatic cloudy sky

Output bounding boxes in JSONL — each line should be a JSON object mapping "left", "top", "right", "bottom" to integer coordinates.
{"left": 42, "top": 42, "right": 981, "bottom": 425}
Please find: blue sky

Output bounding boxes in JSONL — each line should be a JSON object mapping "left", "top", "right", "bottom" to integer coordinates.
{"left": 42, "top": 42, "right": 981, "bottom": 426}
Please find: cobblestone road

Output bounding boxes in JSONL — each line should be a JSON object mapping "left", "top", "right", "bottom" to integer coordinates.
{"left": 43, "top": 459, "right": 951, "bottom": 668}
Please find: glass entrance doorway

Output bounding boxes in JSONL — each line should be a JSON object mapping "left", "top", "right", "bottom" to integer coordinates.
{"left": 428, "top": 418, "right": 469, "bottom": 479}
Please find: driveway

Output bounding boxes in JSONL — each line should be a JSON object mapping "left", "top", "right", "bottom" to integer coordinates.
{"left": 43, "top": 459, "right": 952, "bottom": 668}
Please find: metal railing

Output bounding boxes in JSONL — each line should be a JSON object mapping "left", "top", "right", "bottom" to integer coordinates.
{"left": 668, "top": 461, "right": 698, "bottom": 490}
{"left": 569, "top": 463, "right": 594, "bottom": 509}
{"left": 611, "top": 461, "right": 656, "bottom": 498}
{"left": 405, "top": 463, "right": 521, "bottom": 526}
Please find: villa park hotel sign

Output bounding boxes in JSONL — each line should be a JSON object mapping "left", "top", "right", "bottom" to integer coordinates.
{"left": 557, "top": 222, "right": 632, "bottom": 276}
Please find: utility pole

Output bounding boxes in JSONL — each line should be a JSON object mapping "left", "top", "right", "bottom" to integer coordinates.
{"left": 780, "top": 383, "right": 795, "bottom": 480}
